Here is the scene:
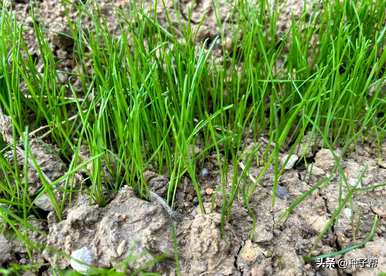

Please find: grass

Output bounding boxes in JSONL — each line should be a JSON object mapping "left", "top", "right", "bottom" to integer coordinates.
{"left": 0, "top": 0, "right": 385, "bottom": 273}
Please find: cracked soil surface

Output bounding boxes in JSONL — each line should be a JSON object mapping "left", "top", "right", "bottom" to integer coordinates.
{"left": 0, "top": 0, "right": 385, "bottom": 275}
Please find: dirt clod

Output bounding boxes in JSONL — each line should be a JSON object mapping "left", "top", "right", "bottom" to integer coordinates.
{"left": 44, "top": 186, "right": 173, "bottom": 271}
{"left": 179, "top": 208, "right": 239, "bottom": 275}
{"left": 343, "top": 239, "right": 386, "bottom": 275}
{"left": 237, "top": 240, "right": 267, "bottom": 273}
{"left": 314, "top": 148, "right": 337, "bottom": 172}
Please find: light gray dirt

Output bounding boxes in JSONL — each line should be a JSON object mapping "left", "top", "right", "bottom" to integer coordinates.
{"left": 0, "top": 234, "right": 13, "bottom": 265}
{"left": 43, "top": 186, "right": 174, "bottom": 272}
{"left": 178, "top": 203, "right": 240, "bottom": 275}
{"left": 1, "top": 1, "right": 385, "bottom": 275}
{"left": 343, "top": 239, "right": 386, "bottom": 276}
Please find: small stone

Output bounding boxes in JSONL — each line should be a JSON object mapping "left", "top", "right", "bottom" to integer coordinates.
{"left": 205, "top": 187, "right": 214, "bottom": 196}
{"left": 295, "top": 131, "right": 320, "bottom": 158}
{"left": 200, "top": 167, "right": 209, "bottom": 178}
{"left": 378, "top": 159, "right": 386, "bottom": 169}
{"left": 342, "top": 208, "right": 352, "bottom": 219}
{"left": 70, "top": 247, "right": 93, "bottom": 275}
{"left": 33, "top": 193, "right": 54, "bottom": 211}
{"left": 281, "top": 154, "right": 298, "bottom": 170}
{"left": 223, "top": 37, "right": 233, "bottom": 51}
{"left": 57, "top": 72, "right": 67, "bottom": 84}
{"left": 193, "top": 197, "right": 198, "bottom": 205}
{"left": 276, "top": 185, "right": 289, "bottom": 200}
{"left": 116, "top": 240, "right": 127, "bottom": 257}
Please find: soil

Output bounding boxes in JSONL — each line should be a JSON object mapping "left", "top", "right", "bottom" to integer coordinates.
{"left": 0, "top": 0, "right": 385, "bottom": 275}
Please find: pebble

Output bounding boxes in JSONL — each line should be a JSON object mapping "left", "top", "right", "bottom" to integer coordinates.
{"left": 70, "top": 247, "right": 93, "bottom": 274}
{"left": 223, "top": 37, "right": 233, "bottom": 51}
{"left": 276, "top": 185, "right": 289, "bottom": 200}
{"left": 342, "top": 208, "right": 352, "bottom": 219}
{"left": 344, "top": 161, "right": 364, "bottom": 187}
{"left": 33, "top": 193, "right": 54, "bottom": 212}
{"left": 281, "top": 154, "right": 299, "bottom": 170}
{"left": 378, "top": 159, "right": 386, "bottom": 169}
{"left": 200, "top": 167, "right": 209, "bottom": 178}
{"left": 116, "top": 240, "right": 127, "bottom": 257}
{"left": 205, "top": 187, "right": 214, "bottom": 196}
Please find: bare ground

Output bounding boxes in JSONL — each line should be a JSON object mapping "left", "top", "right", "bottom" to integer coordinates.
{"left": 0, "top": 0, "right": 386, "bottom": 275}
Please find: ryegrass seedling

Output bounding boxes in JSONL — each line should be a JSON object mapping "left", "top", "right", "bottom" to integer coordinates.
{"left": 304, "top": 215, "right": 379, "bottom": 263}
{"left": 0, "top": 0, "right": 385, "bottom": 272}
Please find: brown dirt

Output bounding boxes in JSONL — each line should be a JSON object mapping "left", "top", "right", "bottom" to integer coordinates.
{"left": 1, "top": 114, "right": 386, "bottom": 274}
{"left": 0, "top": 0, "right": 385, "bottom": 275}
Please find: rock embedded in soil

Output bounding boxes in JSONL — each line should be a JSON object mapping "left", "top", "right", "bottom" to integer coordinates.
{"left": 281, "top": 153, "right": 299, "bottom": 170}
{"left": 295, "top": 131, "right": 321, "bottom": 159}
{"left": 70, "top": 247, "right": 93, "bottom": 275}
{"left": 342, "top": 208, "right": 352, "bottom": 219}
{"left": 44, "top": 185, "right": 174, "bottom": 271}
{"left": 276, "top": 185, "right": 289, "bottom": 200}
{"left": 344, "top": 157, "right": 381, "bottom": 187}
{"left": 200, "top": 167, "right": 210, "bottom": 178}
{"left": 33, "top": 193, "right": 55, "bottom": 212}
{"left": 344, "top": 160, "right": 365, "bottom": 187}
